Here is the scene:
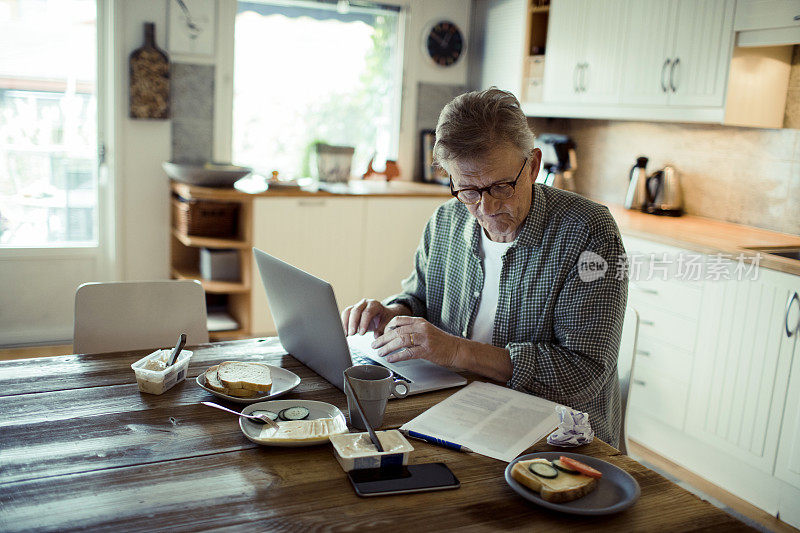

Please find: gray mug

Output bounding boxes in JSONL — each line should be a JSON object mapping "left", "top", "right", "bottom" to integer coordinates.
{"left": 344, "top": 365, "right": 409, "bottom": 430}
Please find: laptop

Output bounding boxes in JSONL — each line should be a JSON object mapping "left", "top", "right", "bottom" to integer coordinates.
{"left": 253, "top": 247, "right": 467, "bottom": 395}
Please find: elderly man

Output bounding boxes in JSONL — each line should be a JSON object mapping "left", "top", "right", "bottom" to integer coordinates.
{"left": 341, "top": 88, "right": 627, "bottom": 447}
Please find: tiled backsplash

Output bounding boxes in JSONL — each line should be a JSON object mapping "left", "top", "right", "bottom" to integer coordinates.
{"left": 171, "top": 63, "right": 214, "bottom": 163}
{"left": 528, "top": 119, "right": 800, "bottom": 236}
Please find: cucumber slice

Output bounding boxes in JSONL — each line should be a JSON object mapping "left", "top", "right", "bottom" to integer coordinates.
{"left": 529, "top": 462, "right": 558, "bottom": 479}
{"left": 250, "top": 410, "right": 279, "bottom": 424}
{"left": 553, "top": 459, "right": 579, "bottom": 474}
{"left": 278, "top": 406, "right": 310, "bottom": 421}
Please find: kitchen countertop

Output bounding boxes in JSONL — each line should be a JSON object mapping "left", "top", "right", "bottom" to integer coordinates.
{"left": 604, "top": 202, "right": 800, "bottom": 277}
{"left": 170, "top": 180, "right": 799, "bottom": 276}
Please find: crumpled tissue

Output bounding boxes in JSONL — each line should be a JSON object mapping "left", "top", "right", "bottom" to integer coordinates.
{"left": 546, "top": 405, "right": 595, "bottom": 447}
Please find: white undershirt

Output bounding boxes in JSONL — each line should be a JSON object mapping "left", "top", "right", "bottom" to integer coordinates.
{"left": 470, "top": 230, "right": 513, "bottom": 345}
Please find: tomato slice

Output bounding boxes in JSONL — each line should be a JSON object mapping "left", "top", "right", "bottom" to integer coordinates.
{"left": 559, "top": 456, "right": 603, "bottom": 479}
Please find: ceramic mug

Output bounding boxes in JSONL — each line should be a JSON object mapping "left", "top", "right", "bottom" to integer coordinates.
{"left": 344, "top": 365, "right": 409, "bottom": 430}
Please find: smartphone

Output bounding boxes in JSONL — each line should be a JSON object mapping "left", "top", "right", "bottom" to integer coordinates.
{"left": 347, "top": 463, "right": 460, "bottom": 497}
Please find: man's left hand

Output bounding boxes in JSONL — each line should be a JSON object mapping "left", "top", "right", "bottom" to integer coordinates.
{"left": 370, "top": 316, "right": 463, "bottom": 367}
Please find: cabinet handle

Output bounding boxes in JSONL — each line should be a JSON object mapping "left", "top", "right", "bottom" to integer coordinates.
{"left": 794, "top": 14, "right": 800, "bottom": 20}
{"left": 660, "top": 58, "right": 671, "bottom": 93}
{"left": 632, "top": 283, "right": 658, "bottom": 295}
{"left": 633, "top": 379, "right": 647, "bottom": 386}
{"left": 636, "top": 349, "right": 650, "bottom": 356}
{"left": 573, "top": 63, "right": 580, "bottom": 93}
{"left": 669, "top": 57, "right": 680, "bottom": 92}
{"left": 641, "top": 319, "right": 655, "bottom": 326}
{"left": 297, "top": 199, "right": 326, "bottom": 207}
{"left": 787, "top": 292, "right": 800, "bottom": 338}
{"left": 581, "top": 63, "right": 589, "bottom": 92}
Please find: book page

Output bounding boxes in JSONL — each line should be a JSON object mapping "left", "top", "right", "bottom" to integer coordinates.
{"left": 400, "top": 381, "right": 560, "bottom": 462}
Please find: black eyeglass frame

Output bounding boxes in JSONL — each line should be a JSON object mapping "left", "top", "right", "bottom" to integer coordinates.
{"left": 449, "top": 158, "right": 528, "bottom": 205}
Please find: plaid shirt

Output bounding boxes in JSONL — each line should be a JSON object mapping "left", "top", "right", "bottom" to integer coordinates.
{"left": 385, "top": 184, "right": 628, "bottom": 447}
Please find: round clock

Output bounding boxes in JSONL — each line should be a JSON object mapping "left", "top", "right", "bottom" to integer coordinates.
{"left": 425, "top": 20, "right": 464, "bottom": 67}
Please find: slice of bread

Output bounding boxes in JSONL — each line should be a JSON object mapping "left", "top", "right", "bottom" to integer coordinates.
{"left": 217, "top": 361, "right": 272, "bottom": 394}
{"left": 511, "top": 458, "right": 597, "bottom": 503}
{"left": 204, "top": 365, "right": 227, "bottom": 393}
{"left": 205, "top": 365, "right": 269, "bottom": 397}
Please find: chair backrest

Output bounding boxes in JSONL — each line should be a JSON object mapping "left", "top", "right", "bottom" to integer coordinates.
{"left": 616, "top": 305, "right": 640, "bottom": 454}
{"left": 74, "top": 280, "right": 209, "bottom": 354}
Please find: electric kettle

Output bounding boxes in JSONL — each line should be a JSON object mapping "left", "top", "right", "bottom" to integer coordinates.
{"left": 624, "top": 156, "right": 649, "bottom": 210}
{"left": 645, "top": 165, "right": 683, "bottom": 216}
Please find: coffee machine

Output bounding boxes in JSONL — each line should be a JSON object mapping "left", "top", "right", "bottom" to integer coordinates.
{"left": 536, "top": 134, "right": 577, "bottom": 192}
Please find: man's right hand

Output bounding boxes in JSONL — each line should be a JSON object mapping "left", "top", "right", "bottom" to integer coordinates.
{"left": 341, "top": 299, "right": 409, "bottom": 337}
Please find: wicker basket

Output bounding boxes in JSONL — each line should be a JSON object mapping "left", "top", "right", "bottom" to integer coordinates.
{"left": 173, "top": 197, "right": 239, "bottom": 238}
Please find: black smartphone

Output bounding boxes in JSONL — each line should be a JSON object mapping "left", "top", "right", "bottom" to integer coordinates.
{"left": 347, "top": 463, "right": 460, "bottom": 497}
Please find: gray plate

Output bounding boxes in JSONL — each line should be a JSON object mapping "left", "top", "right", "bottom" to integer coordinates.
{"left": 505, "top": 452, "right": 640, "bottom": 515}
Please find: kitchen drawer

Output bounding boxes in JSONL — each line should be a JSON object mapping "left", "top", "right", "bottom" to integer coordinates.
{"left": 634, "top": 334, "right": 693, "bottom": 383}
{"left": 629, "top": 278, "right": 703, "bottom": 319}
{"left": 629, "top": 365, "right": 689, "bottom": 431}
{"left": 634, "top": 305, "right": 699, "bottom": 353}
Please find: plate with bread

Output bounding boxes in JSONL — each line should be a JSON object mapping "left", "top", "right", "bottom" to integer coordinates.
{"left": 196, "top": 361, "right": 301, "bottom": 404}
{"left": 505, "top": 452, "right": 640, "bottom": 515}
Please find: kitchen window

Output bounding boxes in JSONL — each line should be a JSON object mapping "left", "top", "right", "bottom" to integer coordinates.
{"left": 232, "top": 0, "right": 403, "bottom": 179}
{"left": 0, "top": 0, "right": 101, "bottom": 247}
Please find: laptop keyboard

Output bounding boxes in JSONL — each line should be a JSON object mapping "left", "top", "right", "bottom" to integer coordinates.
{"left": 349, "top": 346, "right": 412, "bottom": 383}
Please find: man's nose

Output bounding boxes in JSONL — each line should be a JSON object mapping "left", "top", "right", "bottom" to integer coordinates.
{"left": 480, "top": 190, "right": 500, "bottom": 212}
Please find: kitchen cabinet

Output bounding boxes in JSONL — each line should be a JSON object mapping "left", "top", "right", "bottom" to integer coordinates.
{"left": 775, "top": 291, "right": 800, "bottom": 526}
{"left": 477, "top": 0, "right": 528, "bottom": 96}
{"left": 251, "top": 196, "right": 445, "bottom": 335}
{"left": 686, "top": 266, "right": 798, "bottom": 475}
{"left": 543, "top": 0, "right": 628, "bottom": 104}
{"left": 622, "top": 233, "right": 800, "bottom": 521}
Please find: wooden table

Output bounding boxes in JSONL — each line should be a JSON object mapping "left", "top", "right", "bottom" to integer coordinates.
{"left": 0, "top": 339, "right": 752, "bottom": 532}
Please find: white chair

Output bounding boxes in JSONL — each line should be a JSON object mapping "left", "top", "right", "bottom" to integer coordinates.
{"left": 616, "top": 305, "right": 640, "bottom": 455}
{"left": 74, "top": 280, "right": 209, "bottom": 354}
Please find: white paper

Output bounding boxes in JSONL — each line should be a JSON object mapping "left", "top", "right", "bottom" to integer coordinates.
{"left": 400, "top": 381, "right": 560, "bottom": 462}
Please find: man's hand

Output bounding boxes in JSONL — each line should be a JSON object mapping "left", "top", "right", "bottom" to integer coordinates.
{"left": 341, "top": 299, "right": 409, "bottom": 337}
{"left": 370, "top": 316, "right": 463, "bottom": 368}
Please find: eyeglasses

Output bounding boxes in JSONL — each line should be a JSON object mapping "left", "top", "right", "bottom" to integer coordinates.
{"left": 450, "top": 158, "right": 527, "bottom": 205}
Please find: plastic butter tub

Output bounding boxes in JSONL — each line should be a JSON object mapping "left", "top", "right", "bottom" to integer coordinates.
{"left": 131, "top": 349, "right": 193, "bottom": 395}
{"left": 329, "top": 430, "right": 414, "bottom": 472}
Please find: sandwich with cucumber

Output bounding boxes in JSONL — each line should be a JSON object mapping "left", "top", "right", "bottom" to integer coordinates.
{"left": 511, "top": 456, "right": 602, "bottom": 503}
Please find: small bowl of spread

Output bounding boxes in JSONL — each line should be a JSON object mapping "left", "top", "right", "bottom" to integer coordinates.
{"left": 131, "top": 349, "right": 193, "bottom": 395}
{"left": 329, "top": 430, "right": 414, "bottom": 472}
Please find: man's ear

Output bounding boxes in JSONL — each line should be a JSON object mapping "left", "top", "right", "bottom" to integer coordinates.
{"left": 529, "top": 148, "right": 542, "bottom": 182}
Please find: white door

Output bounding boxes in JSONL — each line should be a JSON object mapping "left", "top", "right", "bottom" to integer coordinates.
{"left": 619, "top": 0, "right": 675, "bottom": 105}
{"left": 0, "top": 0, "right": 113, "bottom": 346}
{"left": 251, "top": 197, "right": 366, "bottom": 336}
{"left": 542, "top": 0, "right": 587, "bottom": 103}
{"left": 686, "top": 267, "right": 799, "bottom": 475}
{"left": 668, "top": 0, "right": 735, "bottom": 107}
{"left": 580, "top": 0, "right": 628, "bottom": 104}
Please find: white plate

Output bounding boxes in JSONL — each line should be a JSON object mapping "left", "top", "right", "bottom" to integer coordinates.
{"left": 239, "top": 400, "right": 348, "bottom": 447}
{"left": 195, "top": 364, "right": 301, "bottom": 404}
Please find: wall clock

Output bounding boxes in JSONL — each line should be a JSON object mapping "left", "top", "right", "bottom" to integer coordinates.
{"left": 425, "top": 20, "right": 464, "bottom": 67}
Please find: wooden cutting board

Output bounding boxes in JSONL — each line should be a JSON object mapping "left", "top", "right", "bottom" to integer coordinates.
{"left": 129, "top": 22, "right": 170, "bottom": 119}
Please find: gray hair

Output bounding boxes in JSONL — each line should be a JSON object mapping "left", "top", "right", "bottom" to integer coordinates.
{"left": 433, "top": 87, "right": 535, "bottom": 173}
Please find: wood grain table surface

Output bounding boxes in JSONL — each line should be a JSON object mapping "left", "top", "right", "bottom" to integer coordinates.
{"left": 0, "top": 338, "right": 752, "bottom": 532}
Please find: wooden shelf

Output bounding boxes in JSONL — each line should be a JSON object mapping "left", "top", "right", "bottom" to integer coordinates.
{"left": 172, "top": 228, "right": 250, "bottom": 249}
{"left": 171, "top": 267, "right": 250, "bottom": 294}
{"left": 530, "top": 5, "right": 549, "bottom": 13}
{"left": 209, "top": 328, "right": 250, "bottom": 341}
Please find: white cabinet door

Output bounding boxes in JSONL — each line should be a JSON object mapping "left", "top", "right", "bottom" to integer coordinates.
{"left": 669, "top": 0, "right": 735, "bottom": 107}
{"left": 580, "top": 0, "right": 628, "bottom": 104}
{"left": 542, "top": 0, "right": 586, "bottom": 103}
{"left": 251, "top": 197, "right": 366, "bottom": 335}
{"left": 619, "top": 0, "right": 674, "bottom": 105}
{"left": 686, "top": 267, "right": 799, "bottom": 475}
{"left": 360, "top": 197, "right": 445, "bottom": 301}
{"left": 479, "top": 0, "right": 529, "bottom": 94}
{"left": 775, "top": 291, "right": 800, "bottom": 488}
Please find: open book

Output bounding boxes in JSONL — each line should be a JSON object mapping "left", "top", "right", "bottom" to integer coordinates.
{"left": 400, "top": 381, "right": 560, "bottom": 462}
